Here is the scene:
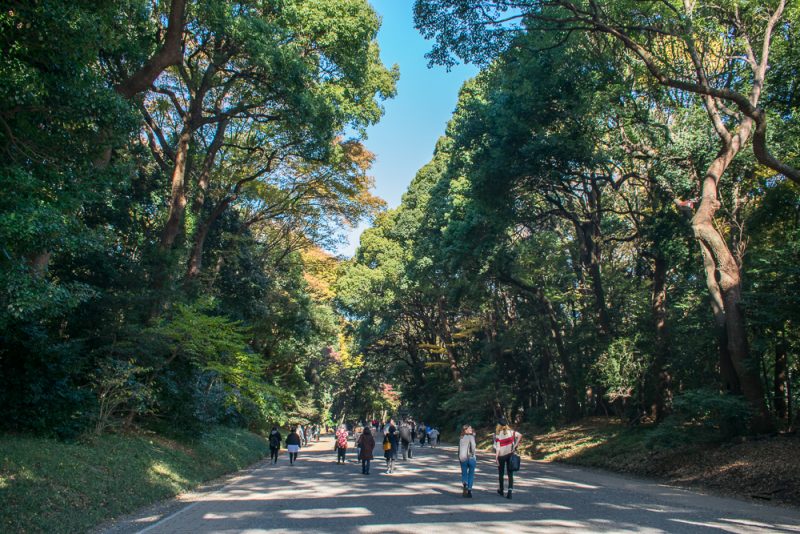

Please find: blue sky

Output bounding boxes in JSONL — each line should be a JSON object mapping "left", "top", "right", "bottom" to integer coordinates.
{"left": 335, "top": 0, "right": 478, "bottom": 257}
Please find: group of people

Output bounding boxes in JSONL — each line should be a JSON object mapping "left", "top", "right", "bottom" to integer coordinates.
{"left": 458, "top": 418, "right": 521, "bottom": 499}
{"left": 268, "top": 423, "right": 320, "bottom": 465}
{"left": 269, "top": 417, "right": 523, "bottom": 499}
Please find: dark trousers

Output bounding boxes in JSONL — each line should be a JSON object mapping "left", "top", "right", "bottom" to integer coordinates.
{"left": 270, "top": 446, "right": 279, "bottom": 463}
{"left": 498, "top": 454, "right": 514, "bottom": 491}
{"left": 337, "top": 447, "right": 346, "bottom": 462}
{"left": 289, "top": 452, "right": 298, "bottom": 464}
{"left": 361, "top": 459, "right": 371, "bottom": 473}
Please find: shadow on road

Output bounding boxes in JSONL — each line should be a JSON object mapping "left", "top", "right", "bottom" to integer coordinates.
{"left": 108, "top": 435, "right": 800, "bottom": 534}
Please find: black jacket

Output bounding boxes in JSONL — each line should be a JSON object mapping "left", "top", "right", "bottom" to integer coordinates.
{"left": 286, "top": 432, "right": 301, "bottom": 446}
{"left": 269, "top": 430, "right": 282, "bottom": 448}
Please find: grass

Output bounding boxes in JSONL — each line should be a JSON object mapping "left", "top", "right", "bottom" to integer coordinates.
{"left": 0, "top": 426, "right": 269, "bottom": 534}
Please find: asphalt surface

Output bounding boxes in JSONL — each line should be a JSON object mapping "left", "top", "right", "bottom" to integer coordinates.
{"left": 103, "top": 433, "right": 800, "bottom": 533}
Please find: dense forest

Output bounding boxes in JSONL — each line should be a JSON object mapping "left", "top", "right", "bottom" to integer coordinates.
{"left": 2, "top": 0, "right": 799, "bottom": 445}
{"left": 0, "top": 0, "right": 399, "bottom": 438}
{"left": 338, "top": 0, "right": 800, "bottom": 438}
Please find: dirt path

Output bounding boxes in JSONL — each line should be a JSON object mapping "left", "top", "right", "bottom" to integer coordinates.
{"left": 102, "top": 433, "right": 800, "bottom": 533}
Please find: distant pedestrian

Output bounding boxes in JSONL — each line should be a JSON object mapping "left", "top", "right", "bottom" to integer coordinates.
{"left": 358, "top": 427, "right": 375, "bottom": 474}
{"left": 419, "top": 422, "right": 427, "bottom": 447}
{"left": 353, "top": 424, "right": 363, "bottom": 462}
{"left": 494, "top": 418, "right": 522, "bottom": 499}
{"left": 286, "top": 427, "right": 302, "bottom": 465}
{"left": 428, "top": 427, "right": 439, "bottom": 448}
{"left": 399, "top": 419, "right": 413, "bottom": 460}
{"left": 335, "top": 425, "right": 348, "bottom": 464}
{"left": 459, "top": 424, "right": 477, "bottom": 498}
{"left": 269, "top": 426, "right": 282, "bottom": 464}
{"left": 384, "top": 419, "right": 398, "bottom": 473}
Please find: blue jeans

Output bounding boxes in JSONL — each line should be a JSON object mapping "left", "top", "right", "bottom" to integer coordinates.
{"left": 460, "top": 457, "right": 476, "bottom": 489}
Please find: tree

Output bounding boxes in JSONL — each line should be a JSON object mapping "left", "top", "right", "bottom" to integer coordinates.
{"left": 414, "top": 0, "right": 795, "bottom": 430}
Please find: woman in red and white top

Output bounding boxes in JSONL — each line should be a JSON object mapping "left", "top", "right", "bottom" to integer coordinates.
{"left": 494, "top": 418, "right": 521, "bottom": 499}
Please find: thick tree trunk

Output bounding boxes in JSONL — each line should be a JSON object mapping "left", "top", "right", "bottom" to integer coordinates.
{"left": 650, "top": 253, "right": 672, "bottom": 422}
{"left": 692, "top": 141, "right": 772, "bottom": 432}
{"left": 159, "top": 125, "right": 191, "bottom": 249}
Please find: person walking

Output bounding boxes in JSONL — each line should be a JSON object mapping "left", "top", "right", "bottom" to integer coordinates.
{"left": 335, "top": 424, "right": 348, "bottom": 464}
{"left": 385, "top": 419, "right": 399, "bottom": 473}
{"left": 357, "top": 427, "right": 375, "bottom": 475}
{"left": 428, "top": 427, "right": 439, "bottom": 448}
{"left": 459, "top": 424, "right": 477, "bottom": 497}
{"left": 268, "top": 426, "right": 282, "bottom": 464}
{"left": 419, "top": 422, "right": 427, "bottom": 447}
{"left": 399, "top": 419, "right": 413, "bottom": 460}
{"left": 286, "top": 427, "right": 302, "bottom": 465}
{"left": 494, "top": 418, "right": 522, "bottom": 499}
{"left": 353, "top": 423, "right": 363, "bottom": 463}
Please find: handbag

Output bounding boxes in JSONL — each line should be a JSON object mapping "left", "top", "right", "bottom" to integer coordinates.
{"left": 383, "top": 440, "right": 391, "bottom": 451}
{"left": 509, "top": 452, "right": 521, "bottom": 472}
{"left": 509, "top": 431, "right": 521, "bottom": 472}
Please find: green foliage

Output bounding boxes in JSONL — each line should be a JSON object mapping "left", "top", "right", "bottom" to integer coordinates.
{"left": 0, "top": 0, "right": 393, "bottom": 439}
{"left": 646, "top": 390, "right": 753, "bottom": 449}
{"left": 0, "top": 426, "right": 268, "bottom": 534}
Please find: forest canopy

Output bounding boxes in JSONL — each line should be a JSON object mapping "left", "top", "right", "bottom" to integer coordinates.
{"left": 1, "top": 0, "right": 798, "bottom": 441}
{"left": 335, "top": 0, "right": 799, "bottom": 435}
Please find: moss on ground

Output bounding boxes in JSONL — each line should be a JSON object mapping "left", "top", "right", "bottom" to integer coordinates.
{"left": 0, "top": 426, "right": 269, "bottom": 534}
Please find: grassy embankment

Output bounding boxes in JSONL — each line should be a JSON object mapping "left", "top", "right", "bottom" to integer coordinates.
{"left": 0, "top": 426, "right": 269, "bottom": 533}
{"left": 476, "top": 417, "right": 800, "bottom": 507}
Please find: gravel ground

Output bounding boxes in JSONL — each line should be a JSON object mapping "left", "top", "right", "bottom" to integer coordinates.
{"left": 99, "top": 433, "right": 800, "bottom": 533}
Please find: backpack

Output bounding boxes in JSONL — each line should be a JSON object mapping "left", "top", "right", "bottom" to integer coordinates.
{"left": 269, "top": 432, "right": 280, "bottom": 447}
{"left": 336, "top": 431, "right": 348, "bottom": 448}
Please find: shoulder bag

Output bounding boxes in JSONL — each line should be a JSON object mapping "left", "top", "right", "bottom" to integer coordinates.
{"left": 509, "top": 431, "right": 521, "bottom": 472}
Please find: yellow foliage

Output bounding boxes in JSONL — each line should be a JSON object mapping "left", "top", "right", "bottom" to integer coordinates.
{"left": 301, "top": 246, "right": 339, "bottom": 302}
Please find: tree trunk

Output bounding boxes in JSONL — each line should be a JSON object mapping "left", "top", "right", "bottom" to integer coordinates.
{"left": 542, "top": 293, "right": 580, "bottom": 421}
{"left": 191, "top": 119, "right": 228, "bottom": 214}
{"left": 774, "top": 336, "right": 788, "bottom": 422}
{"left": 500, "top": 274, "right": 580, "bottom": 421}
{"left": 187, "top": 196, "right": 233, "bottom": 278}
{"left": 692, "top": 141, "right": 772, "bottom": 433}
{"left": 650, "top": 253, "right": 672, "bottom": 422}
{"left": 114, "top": 0, "right": 187, "bottom": 99}
{"left": 574, "top": 219, "right": 611, "bottom": 336}
{"left": 160, "top": 125, "right": 191, "bottom": 249}
{"left": 437, "top": 297, "right": 464, "bottom": 390}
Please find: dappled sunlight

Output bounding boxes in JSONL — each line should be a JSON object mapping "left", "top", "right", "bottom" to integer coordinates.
{"left": 148, "top": 461, "right": 190, "bottom": 490}
{"left": 124, "top": 435, "right": 800, "bottom": 534}
{"left": 530, "top": 476, "right": 599, "bottom": 489}
{"left": 410, "top": 503, "right": 530, "bottom": 515}
{"left": 280, "top": 507, "right": 373, "bottom": 519}
{"left": 668, "top": 517, "right": 800, "bottom": 533}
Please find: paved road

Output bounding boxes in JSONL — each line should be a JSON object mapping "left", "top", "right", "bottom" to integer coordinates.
{"left": 109, "top": 434, "right": 800, "bottom": 533}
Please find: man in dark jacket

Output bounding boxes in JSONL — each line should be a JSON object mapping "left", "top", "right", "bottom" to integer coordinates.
{"left": 269, "top": 427, "right": 282, "bottom": 464}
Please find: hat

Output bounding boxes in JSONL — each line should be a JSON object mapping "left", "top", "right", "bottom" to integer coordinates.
{"left": 498, "top": 417, "right": 508, "bottom": 426}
